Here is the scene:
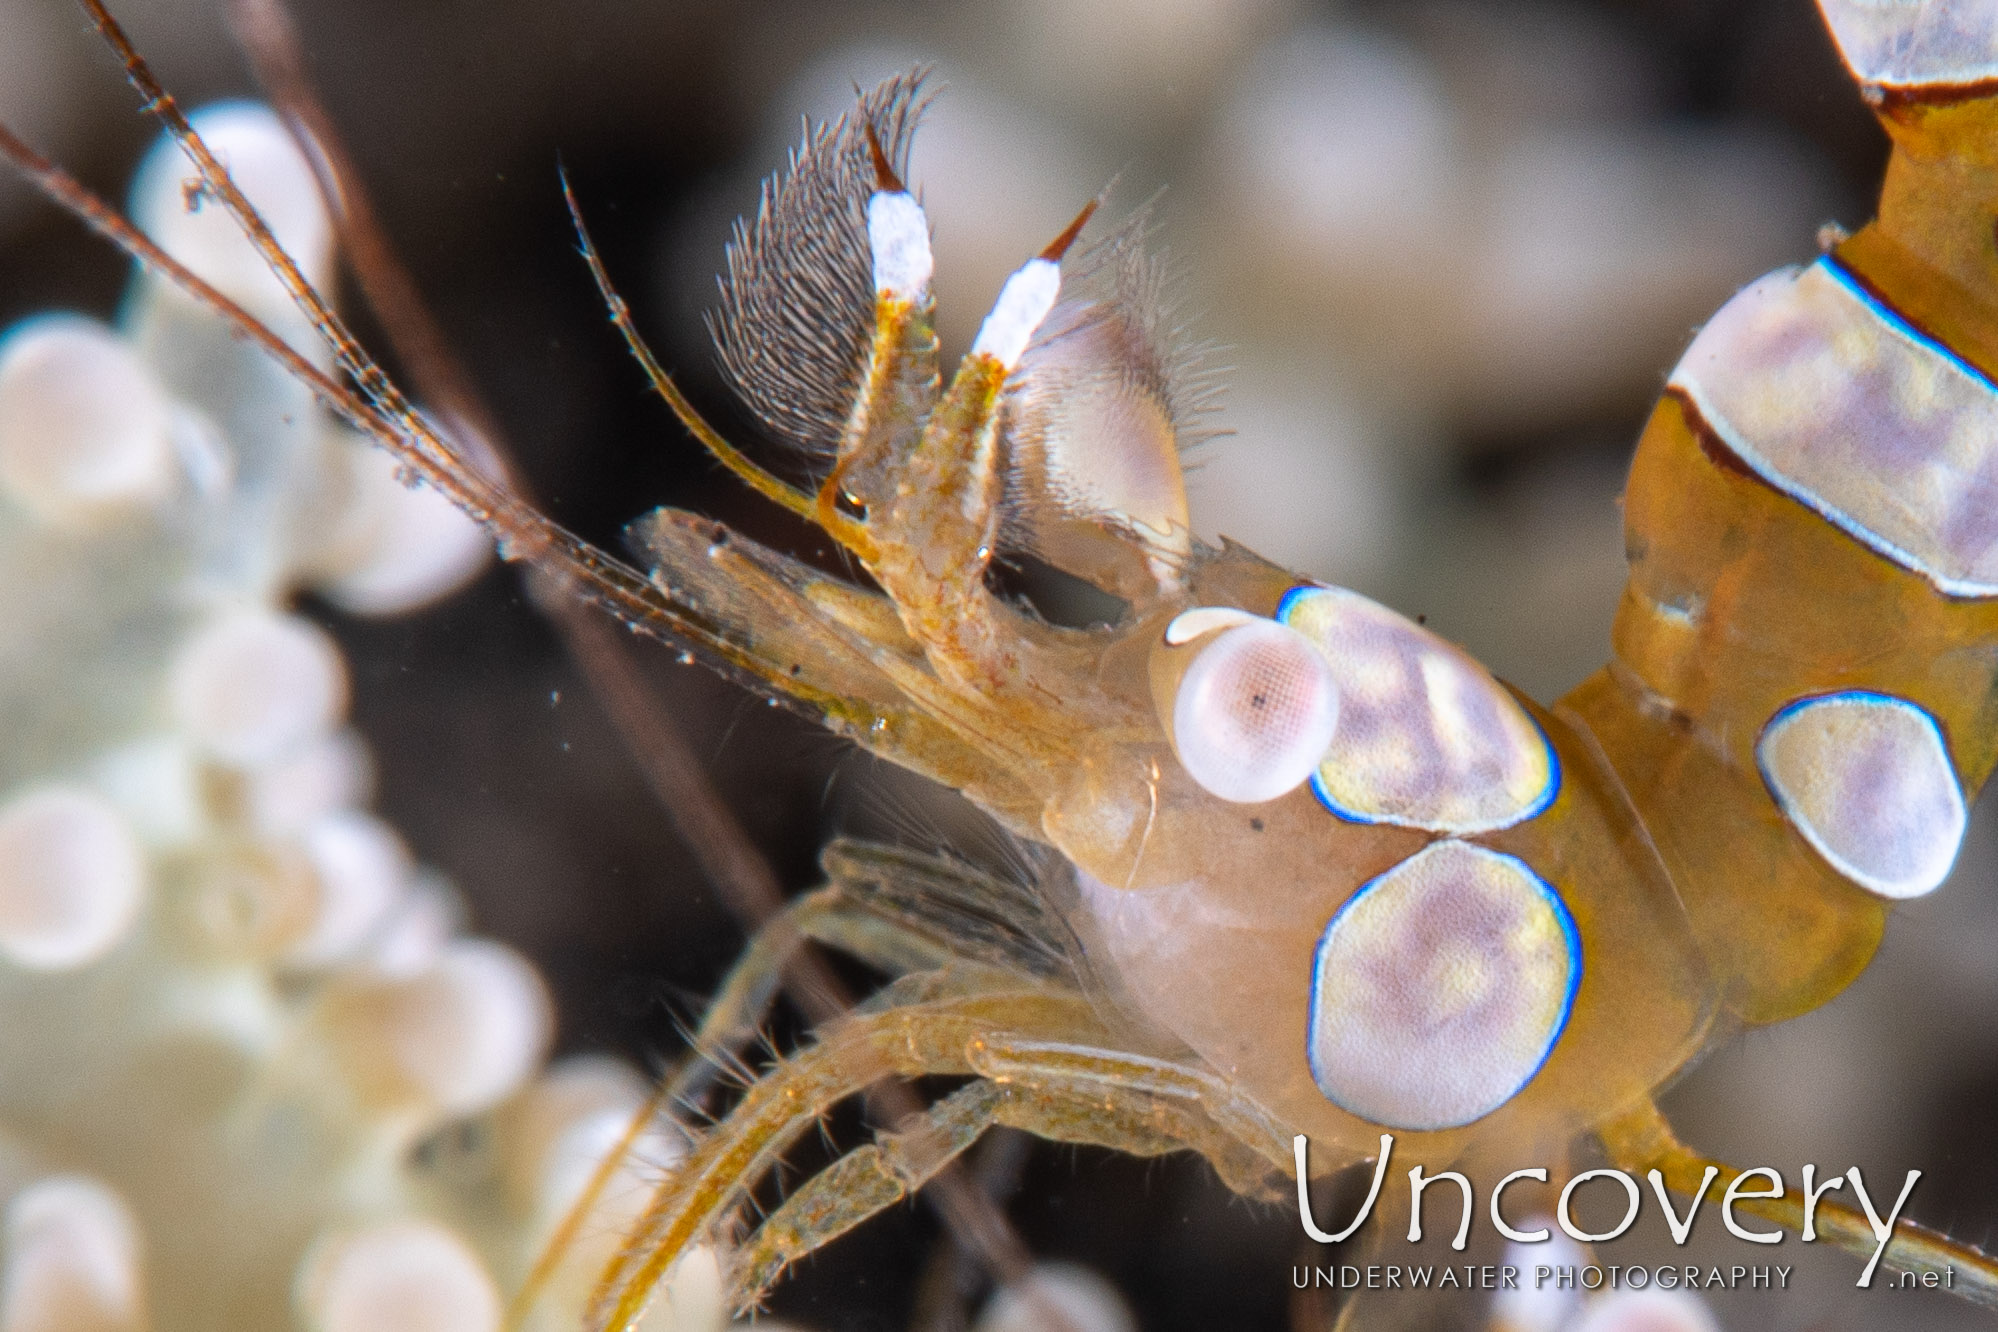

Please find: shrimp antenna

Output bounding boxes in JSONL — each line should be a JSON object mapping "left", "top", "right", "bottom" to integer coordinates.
{"left": 224, "top": 0, "right": 512, "bottom": 485}
{"left": 556, "top": 172, "right": 876, "bottom": 558}
{"left": 11, "top": 14, "right": 1085, "bottom": 1327}
{"left": 0, "top": 53, "right": 784, "bottom": 697}
{"left": 77, "top": 0, "right": 452, "bottom": 474}
{"left": 0, "top": 119, "right": 500, "bottom": 544}
{"left": 50, "top": 11, "right": 1062, "bottom": 1327}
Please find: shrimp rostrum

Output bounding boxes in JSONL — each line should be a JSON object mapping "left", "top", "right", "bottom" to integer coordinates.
{"left": 16, "top": 0, "right": 1998, "bottom": 1326}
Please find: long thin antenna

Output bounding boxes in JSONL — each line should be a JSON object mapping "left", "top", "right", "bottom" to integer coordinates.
{"left": 0, "top": 113, "right": 798, "bottom": 709}
{"left": 79, "top": 0, "right": 449, "bottom": 474}
{"left": 0, "top": 121, "right": 486, "bottom": 528}
{"left": 225, "top": 0, "right": 512, "bottom": 488}
{"left": 557, "top": 172, "right": 875, "bottom": 559}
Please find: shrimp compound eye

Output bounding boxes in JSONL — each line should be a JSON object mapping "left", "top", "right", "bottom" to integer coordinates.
{"left": 1164, "top": 615, "right": 1340, "bottom": 804}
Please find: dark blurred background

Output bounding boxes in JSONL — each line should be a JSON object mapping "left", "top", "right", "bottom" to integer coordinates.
{"left": 4, "top": 0, "right": 1996, "bottom": 1328}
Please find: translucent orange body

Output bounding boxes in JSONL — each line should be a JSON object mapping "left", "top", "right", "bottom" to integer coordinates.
{"left": 497, "top": 35, "right": 1998, "bottom": 1322}
{"left": 1568, "top": 88, "right": 1998, "bottom": 1024}
{"left": 18, "top": 2, "right": 1998, "bottom": 1324}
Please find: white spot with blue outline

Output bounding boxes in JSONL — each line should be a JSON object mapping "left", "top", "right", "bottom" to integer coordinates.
{"left": 1757, "top": 689, "right": 1967, "bottom": 900}
{"left": 1671, "top": 256, "right": 1998, "bottom": 599}
{"left": 1306, "top": 839, "right": 1582, "bottom": 1131}
{"left": 1277, "top": 585, "right": 1559, "bottom": 834}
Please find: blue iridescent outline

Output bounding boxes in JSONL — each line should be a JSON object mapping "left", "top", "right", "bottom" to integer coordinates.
{"left": 1756, "top": 687, "right": 1957, "bottom": 800}
{"left": 1819, "top": 255, "right": 1998, "bottom": 394}
{"left": 1755, "top": 688, "right": 1964, "bottom": 896}
{"left": 1274, "top": 584, "right": 1562, "bottom": 832}
{"left": 1305, "top": 842, "right": 1584, "bottom": 1130}
{"left": 1674, "top": 256, "right": 1998, "bottom": 600}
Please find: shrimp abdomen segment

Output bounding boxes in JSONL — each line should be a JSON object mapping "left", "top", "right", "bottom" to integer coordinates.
{"left": 1564, "top": 201, "right": 1998, "bottom": 1025}
{"left": 1556, "top": 11, "right": 1998, "bottom": 1024}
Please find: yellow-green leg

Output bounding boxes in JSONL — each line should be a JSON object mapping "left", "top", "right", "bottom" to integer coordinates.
{"left": 584, "top": 987, "right": 1104, "bottom": 1331}
{"left": 725, "top": 1032, "right": 1311, "bottom": 1310}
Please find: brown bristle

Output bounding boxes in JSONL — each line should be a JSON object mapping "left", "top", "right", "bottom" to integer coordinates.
{"left": 1039, "top": 199, "right": 1100, "bottom": 263}
{"left": 863, "top": 122, "right": 904, "bottom": 194}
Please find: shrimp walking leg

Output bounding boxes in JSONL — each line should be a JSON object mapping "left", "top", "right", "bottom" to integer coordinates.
{"left": 586, "top": 989, "right": 1099, "bottom": 1329}
{"left": 719, "top": 1034, "right": 1308, "bottom": 1311}
{"left": 728, "top": 1044, "right": 1303, "bottom": 1311}
{"left": 728, "top": 1080, "right": 1011, "bottom": 1308}
{"left": 674, "top": 884, "right": 1042, "bottom": 1111}
{"left": 590, "top": 982, "right": 1316, "bottom": 1330}
{"left": 963, "top": 1037, "right": 1298, "bottom": 1199}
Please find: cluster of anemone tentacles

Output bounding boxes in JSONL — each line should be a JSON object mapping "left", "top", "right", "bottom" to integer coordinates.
{"left": 0, "top": 102, "right": 738, "bottom": 1332}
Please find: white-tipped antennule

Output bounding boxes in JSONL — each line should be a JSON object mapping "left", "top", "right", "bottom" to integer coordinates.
{"left": 1169, "top": 616, "right": 1340, "bottom": 803}
{"left": 867, "top": 191, "right": 934, "bottom": 300}
{"left": 970, "top": 199, "right": 1098, "bottom": 371}
{"left": 297, "top": 1220, "right": 500, "bottom": 1332}
{"left": 971, "top": 259, "right": 1063, "bottom": 370}
{"left": 0, "top": 317, "right": 175, "bottom": 526}
{"left": 862, "top": 119, "right": 933, "bottom": 302}
{"left": 0, "top": 787, "right": 148, "bottom": 971}
{"left": 0, "top": 1175, "right": 148, "bottom": 1332}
